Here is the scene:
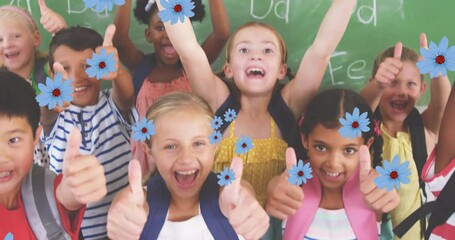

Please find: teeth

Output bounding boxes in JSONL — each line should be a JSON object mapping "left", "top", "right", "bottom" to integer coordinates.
{"left": 176, "top": 170, "right": 197, "bottom": 175}
{"left": 5, "top": 52, "right": 19, "bottom": 58}
{"left": 326, "top": 171, "right": 340, "bottom": 177}
{"left": 75, "top": 86, "right": 87, "bottom": 92}
{"left": 0, "top": 171, "right": 11, "bottom": 178}
{"left": 247, "top": 67, "right": 265, "bottom": 75}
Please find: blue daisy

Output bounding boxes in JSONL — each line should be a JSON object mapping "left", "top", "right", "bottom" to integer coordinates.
{"left": 417, "top": 36, "right": 455, "bottom": 78}
{"left": 338, "top": 107, "right": 370, "bottom": 139}
{"left": 35, "top": 73, "right": 73, "bottom": 110}
{"left": 158, "top": 0, "right": 195, "bottom": 25}
{"left": 288, "top": 160, "right": 313, "bottom": 185}
{"left": 209, "top": 131, "right": 222, "bottom": 144}
{"left": 210, "top": 116, "right": 223, "bottom": 130}
{"left": 4, "top": 232, "right": 13, "bottom": 240}
{"left": 217, "top": 166, "right": 236, "bottom": 187}
{"left": 83, "top": 0, "right": 125, "bottom": 13}
{"left": 224, "top": 108, "right": 237, "bottom": 122}
{"left": 374, "top": 155, "right": 411, "bottom": 192}
{"left": 132, "top": 117, "right": 156, "bottom": 142}
{"left": 85, "top": 48, "right": 117, "bottom": 80}
{"left": 234, "top": 135, "right": 253, "bottom": 155}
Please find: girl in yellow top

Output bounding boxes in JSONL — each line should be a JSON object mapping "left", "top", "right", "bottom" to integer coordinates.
{"left": 360, "top": 35, "right": 451, "bottom": 239}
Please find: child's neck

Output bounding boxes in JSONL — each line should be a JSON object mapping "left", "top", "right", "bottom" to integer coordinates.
{"left": 0, "top": 187, "right": 20, "bottom": 210}
{"left": 320, "top": 187, "right": 343, "bottom": 210}
{"left": 14, "top": 62, "right": 35, "bottom": 81}
{"left": 239, "top": 93, "right": 272, "bottom": 117}
{"left": 382, "top": 118, "right": 406, "bottom": 138}
{"left": 168, "top": 195, "right": 199, "bottom": 222}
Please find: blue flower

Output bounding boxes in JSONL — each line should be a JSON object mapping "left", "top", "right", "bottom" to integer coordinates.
{"left": 417, "top": 36, "right": 455, "bottom": 78}
{"left": 85, "top": 48, "right": 117, "bottom": 80}
{"left": 217, "top": 166, "right": 235, "bottom": 187}
{"left": 4, "top": 232, "right": 13, "bottom": 240}
{"left": 234, "top": 135, "right": 253, "bottom": 155}
{"left": 35, "top": 73, "right": 73, "bottom": 110}
{"left": 374, "top": 155, "right": 411, "bottom": 192}
{"left": 209, "top": 131, "right": 222, "bottom": 144}
{"left": 132, "top": 117, "right": 156, "bottom": 142}
{"left": 288, "top": 160, "right": 313, "bottom": 185}
{"left": 210, "top": 116, "right": 223, "bottom": 130}
{"left": 83, "top": 0, "right": 125, "bottom": 13}
{"left": 338, "top": 107, "right": 370, "bottom": 139}
{"left": 158, "top": 0, "right": 195, "bottom": 25}
{"left": 224, "top": 108, "right": 237, "bottom": 122}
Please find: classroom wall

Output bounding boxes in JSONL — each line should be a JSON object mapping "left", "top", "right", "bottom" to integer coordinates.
{"left": 3, "top": 0, "right": 454, "bottom": 105}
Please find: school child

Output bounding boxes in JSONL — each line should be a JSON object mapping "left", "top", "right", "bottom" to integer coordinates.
{"left": 0, "top": 70, "right": 106, "bottom": 240}
{"left": 393, "top": 74, "right": 455, "bottom": 240}
{"left": 266, "top": 88, "right": 400, "bottom": 239}
{"left": 158, "top": 0, "right": 356, "bottom": 209}
{"left": 360, "top": 35, "right": 451, "bottom": 239}
{"left": 40, "top": 25, "right": 137, "bottom": 239}
{"left": 0, "top": 1, "right": 66, "bottom": 168}
{"left": 106, "top": 92, "right": 269, "bottom": 240}
{"left": 113, "top": 0, "right": 230, "bottom": 174}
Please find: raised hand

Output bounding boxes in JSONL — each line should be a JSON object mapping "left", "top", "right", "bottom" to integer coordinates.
{"left": 219, "top": 157, "right": 269, "bottom": 240}
{"left": 91, "top": 24, "right": 119, "bottom": 81}
{"left": 57, "top": 128, "right": 107, "bottom": 210}
{"left": 38, "top": 0, "right": 67, "bottom": 35}
{"left": 107, "top": 160, "right": 148, "bottom": 240}
{"left": 266, "top": 147, "right": 304, "bottom": 220}
{"left": 374, "top": 42, "right": 403, "bottom": 89}
{"left": 51, "top": 62, "right": 71, "bottom": 113}
{"left": 359, "top": 145, "right": 400, "bottom": 213}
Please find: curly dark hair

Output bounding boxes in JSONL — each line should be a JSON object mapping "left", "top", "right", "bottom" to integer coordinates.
{"left": 134, "top": 0, "right": 206, "bottom": 25}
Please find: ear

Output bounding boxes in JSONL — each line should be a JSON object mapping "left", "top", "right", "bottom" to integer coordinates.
{"left": 366, "top": 137, "right": 374, "bottom": 148}
{"left": 223, "top": 63, "right": 233, "bottom": 79}
{"left": 34, "top": 125, "right": 42, "bottom": 147}
{"left": 33, "top": 30, "right": 41, "bottom": 48}
{"left": 277, "top": 63, "right": 288, "bottom": 81}
{"left": 300, "top": 133, "right": 309, "bottom": 150}
{"left": 419, "top": 81, "right": 428, "bottom": 96}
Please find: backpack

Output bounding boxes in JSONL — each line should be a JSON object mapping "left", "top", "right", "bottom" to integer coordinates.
{"left": 21, "top": 164, "right": 72, "bottom": 240}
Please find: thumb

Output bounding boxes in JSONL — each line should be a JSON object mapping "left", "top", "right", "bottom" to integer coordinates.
{"left": 63, "top": 128, "right": 82, "bottom": 170}
{"left": 38, "top": 0, "right": 48, "bottom": 13}
{"left": 103, "top": 24, "right": 116, "bottom": 47}
{"left": 53, "top": 62, "right": 69, "bottom": 81}
{"left": 359, "top": 145, "right": 372, "bottom": 183}
{"left": 394, "top": 42, "right": 402, "bottom": 60}
{"left": 222, "top": 157, "right": 243, "bottom": 206}
{"left": 285, "top": 147, "right": 298, "bottom": 172}
{"left": 128, "top": 160, "right": 145, "bottom": 205}
{"left": 420, "top": 33, "right": 428, "bottom": 49}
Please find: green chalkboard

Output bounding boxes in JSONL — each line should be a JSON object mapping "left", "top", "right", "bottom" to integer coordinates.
{"left": 3, "top": 0, "right": 454, "bottom": 105}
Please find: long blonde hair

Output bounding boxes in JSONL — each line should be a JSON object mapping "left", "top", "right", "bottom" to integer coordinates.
{"left": 0, "top": 6, "right": 47, "bottom": 68}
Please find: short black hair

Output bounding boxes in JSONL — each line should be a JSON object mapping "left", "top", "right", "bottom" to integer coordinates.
{"left": 134, "top": 0, "right": 206, "bottom": 25}
{"left": 0, "top": 70, "right": 40, "bottom": 136}
{"left": 49, "top": 26, "right": 103, "bottom": 73}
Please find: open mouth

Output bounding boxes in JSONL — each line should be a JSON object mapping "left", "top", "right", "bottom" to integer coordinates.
{"left": 390, "top": 100, "right": 408, "bottom": 111}
{"left": 73, "top": 85, "right": 88, "bottom": 96}
{"left": 246, "top": 67, "right": 265, "bottom": 77}
{"left": 322, "top": 169, "right": 343, "bottom": 182}
{"left": 0, "top": 170, "right": 13, "bottom": 182}
{"left": 5, "top": 51, "right": 19, "bottom": 59}
{"left": 174, "top": 169, "right": 199, "bottom": 188}
{"left": 162, "top": 45, "right": 177, "bottom": 58}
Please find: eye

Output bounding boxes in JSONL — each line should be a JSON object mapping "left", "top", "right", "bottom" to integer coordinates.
{"left": 164, "top": 144, "right": 176, "bottom": 150}
{"left": 156, "top": 26, "right": 165, "bottom": 31}
{"left": 13, "top": 34, "right": 20, "bottom": 39}
{"left": 9, "top": 137, "right": 20, "bottom": 144}
{"left": 390, "top": 80, "right": 398, "bottom": 87}
{"left": 263, "top": 48, "right": 273, "bottom": 54}
{"left": 239, "top": 48, "right": 248, "bottom": 54}
{"left": 193, "top": 141, "right": 206, "bottom": 147}
{"left": 344, "top": 147, "right": 357, "bottom": 155}
{"left": 408, "top": 81, "right": 417, "bottom": 87}
{"left": 63, "top": 66, "right": 70, "bottom": 72}
{"left": 314, "top": 144, "right": 326, "bottom": 152}
{"left": 83, "top": 64, "right": 90, "bottom": 70}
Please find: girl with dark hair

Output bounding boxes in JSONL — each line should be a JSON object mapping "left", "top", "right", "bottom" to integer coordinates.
{"left": 113, "top": 0, "right": 230, "bottom": 175}
{"left": 360, "top": 35, "right": 451, "bottom": 239}
{"left": 267, "top": 89, "right": 398, "bottom": 239}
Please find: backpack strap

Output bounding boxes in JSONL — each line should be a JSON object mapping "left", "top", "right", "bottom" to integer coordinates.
{"left": 21, "top": 164, "right": 71, "bottom": 240}
{"left": 394, "top": 171, "right": 455, "bottom": 239}
{"left": 34, "top": 58, "right": 48, "bottom": 85}
{"left": 132, "top": 53, "right": 156, "bottom": 98}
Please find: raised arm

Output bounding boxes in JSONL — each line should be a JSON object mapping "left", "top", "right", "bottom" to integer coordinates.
{"left": 157, "top": 0, "right": 229, "bottom": 111}
{"left": 38, "top": 0, "right": 67, "bottom": 35}
{"left": 113, "top": 0, "right": 145, "bottom": 71}
{"left": 200, "top": 0, "right": 230, "bottom": 64}
{"left": 282, "top": 0, "right": 357, "bottom": 118}
{"left": 434, "top": 81, "right": 455, "bottom": 173}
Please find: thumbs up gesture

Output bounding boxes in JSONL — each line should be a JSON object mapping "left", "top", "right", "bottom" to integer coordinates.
{"left": 107, "top": 160, "right": 148, "bottom": 240}
{"left": 219, "top": 157, "right": 270, "bottom": 240}
{"left": 56, "top": 128, "right": 107, "bottom": 211}
{"left": 359, "top": 145, "right": 400, "bottom": 213}
{"left": 374, "top": 42, "right": 403, "bottom": 89}
{"left": 39, "top": 0, "right": 67, "bottom": 35}
{"left": 266, "top": 147, "right": 304, "bottom": 220}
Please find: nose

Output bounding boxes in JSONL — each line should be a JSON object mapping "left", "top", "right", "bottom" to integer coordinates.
{"left": 249, "top": 50, "right": 262, "bottom": 61}
{"left": 69, "top": 66, "right": 87, "bottom": 83}
{"left": 178, "top": 146, "right": 195, "bottom": 164}
{"left": 326, "top": 151, "right": 342, "bottom": 168}
{"left": 2, "top": 37, "right": 13, "bottom": 48}
{"left": 396, "top": 82, "right": 407, "bottom": 97}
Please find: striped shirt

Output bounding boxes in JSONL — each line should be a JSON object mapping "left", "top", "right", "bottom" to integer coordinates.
{"left": 42, "top": 89, "right": 137, "bottom": 239}
{"left": 422, "top": 147, "right": 455, "bottom": 240}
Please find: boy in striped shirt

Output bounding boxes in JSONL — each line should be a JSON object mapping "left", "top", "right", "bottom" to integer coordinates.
{"left": 40, "top": 25, "right": 136, "bottom": 239}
